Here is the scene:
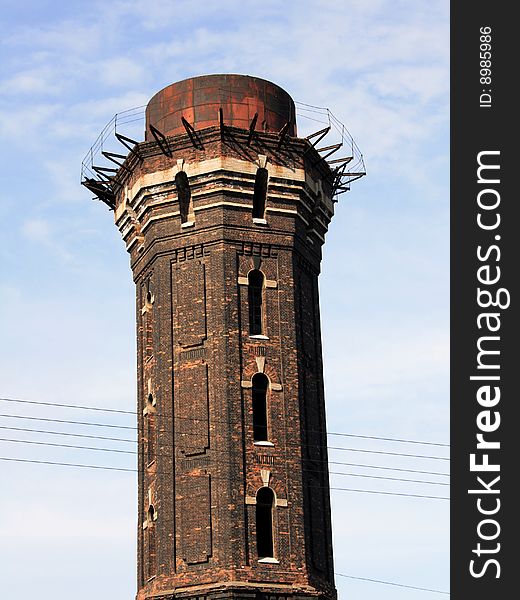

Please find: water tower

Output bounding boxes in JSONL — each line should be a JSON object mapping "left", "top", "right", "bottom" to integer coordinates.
{"left": 82, "top": 74, "right": 365, "bottom": 600}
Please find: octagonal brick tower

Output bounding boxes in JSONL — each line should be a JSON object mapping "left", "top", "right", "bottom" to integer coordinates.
{"left": 113, "top": 75, "right": 339, "bottom": 600}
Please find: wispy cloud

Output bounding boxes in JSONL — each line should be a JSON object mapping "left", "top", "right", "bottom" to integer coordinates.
{"left": 1, "top": 66, "right": 65, "bottom": 96}
{"left": 21, "top": 218, "right": 73, "bottom": 260}
{"left": 98, "top": 57, "right": 147, "bottom": 87}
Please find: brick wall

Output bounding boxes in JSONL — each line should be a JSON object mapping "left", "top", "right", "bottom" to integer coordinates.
{"left": 115, "top": 127, "right": 337, "bottom": 600}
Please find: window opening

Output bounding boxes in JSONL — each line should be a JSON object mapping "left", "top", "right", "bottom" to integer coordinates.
{"left": 175, "top": 171, "right": 193, "bottom": 224}
{"left": 252, "top": 167, "right": 268, "bottom": 219}
{"left": 248, "top": 270, "right": 264, "bottom": 335}
{"left": 252, "top": 373, "right": 269, "bottom": 442}
{"left": 256, "top": 487, "right": 275, "bottom": 558}
{"left": 147, "top": 505, "right": 155, "bottom": 522}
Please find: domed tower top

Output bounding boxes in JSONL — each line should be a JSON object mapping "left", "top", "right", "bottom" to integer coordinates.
{"left": 145, "top": 74, "right": 297, "bottom": 140}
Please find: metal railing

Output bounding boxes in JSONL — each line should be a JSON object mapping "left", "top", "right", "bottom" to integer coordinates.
{"left": 81, "top": 100, "right": 365, "bottom": 207}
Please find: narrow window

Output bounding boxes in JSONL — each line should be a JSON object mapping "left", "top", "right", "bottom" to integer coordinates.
{"left": 248, "top": 270, "right": 264, "bottom": 335}
{"left": 145, "top": 289, "right": 154, "bottom": 307}
{"left": 256, "top": 487, "right": 275, "bottom": 558}
{"left": 175, "top": 171, "right": 193, "bottom": 224}
{"left": 252, "top": 373, "right": 269, "bottom": 442}
{"left": 252, "top": 167, "right": 268, "bottom": 219}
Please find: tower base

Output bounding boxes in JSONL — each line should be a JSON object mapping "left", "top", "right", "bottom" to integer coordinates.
{"left": 138, "top": 582, "right": 336, "bottom": 600}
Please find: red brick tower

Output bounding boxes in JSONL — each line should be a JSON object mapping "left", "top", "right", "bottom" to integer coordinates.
{"left": 84, "top": 74, "right": 362, "bottom": 600}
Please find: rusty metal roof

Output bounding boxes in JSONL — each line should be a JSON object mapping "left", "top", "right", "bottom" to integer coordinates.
{"left": 145, "top": 74, "right": 296, "bottom": 140}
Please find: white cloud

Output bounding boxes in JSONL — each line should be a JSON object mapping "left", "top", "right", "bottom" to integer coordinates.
{"left": 363, "top": 65, "right": 449, "bottom": 103}
{"left": 0, "top": 104, "right": 61, "bottom": 143}
{"left": 44, "top": 158, "right": 90, "bottom": 205}
{"left": 323, "top": 325, "right": 449, "bottom": 412}
{"left": 99, "top": 57, "right": 146, "bottom": 87}
{"left": 130, "top": 2, "right": 449, "bottom": 183}
{"left": 0, "top": 283, "right": 22, "bottom": 302}
{"left": 3, "top": 21, "right": 103, "bottom": 55}
{"left": 1, "top": 66, "right": 64, "bottom": 96}
{"left": 21, "top": 218, "right": 52, "bottom": 242}
{"left": 71, "top": 90, "right": 150, "bottom": 121}
{"left": 2, "top": 504, "right": 132, "bottom": 542}
{"left": 20, "top": 218, "right": 73, "bottom": 261}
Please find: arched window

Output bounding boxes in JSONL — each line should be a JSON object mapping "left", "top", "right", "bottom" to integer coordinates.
{"left": 252, "top": 167, "right": 268, "bottom": 220}
{"left": 147, "top": 505, "right": 155, "bottom": 523}
{"left": 256, "top": 487, "right": 275, "bottom": 558}
{"left": 145, "top": 289, "right": 154, "bottom": 308}
{"left": 248, "top": 270, "right": 264, "bottom": 335}
{"left": 175, "top": 171, "right": 193, "bottom": 224}
{"left": 252, "top": 373, "right": 269, "bottom": 442}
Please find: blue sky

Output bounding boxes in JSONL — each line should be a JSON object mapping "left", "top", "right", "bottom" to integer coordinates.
{"left": 0, "top": 1, "right": 449, "bottom": 599}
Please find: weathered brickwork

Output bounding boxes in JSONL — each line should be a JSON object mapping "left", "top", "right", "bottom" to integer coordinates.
{"left": 113, "top": 77, "right": 338, "bottom": 600}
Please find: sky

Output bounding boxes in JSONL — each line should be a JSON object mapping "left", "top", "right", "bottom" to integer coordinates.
{"left": 0, "top": 1, "right": 449, "bottom": 599}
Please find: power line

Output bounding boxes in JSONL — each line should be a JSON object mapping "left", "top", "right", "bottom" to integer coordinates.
{"left": 0, "top": 397, "right": 449, "bottom": 447}
{"left": 0, "top": 442, "right": 451, "bottom": 588}
{"left": 0, "top": 453, "right": 452, "bottom": 584}
{"left": 0, "top": 397, "right": 135, "bottom": 415}
{"left": 0, "top": 437, "right": 134, "bottom": 455}
{"left": 331, "top": 470, "right": 448, "bottom": 487}
{"left": 0, "top": 413, "right": 137, "bottom": 430}
{"left": 328, "top": 460, "right": 449, "bottom": 477}
{"left": 0, "top": 425, "right": 135, "bottom": 443}
{"left": 335, "top": 572, "right": 449, "bottom": 595}
{"left": 329, "top": 432, "right": 448, "bottom": 448}
{"left": 331, "top": 487, "right": 448, "bottom": 500}
{"left": 0, "top": 456, "right": 135, "bottom": 472}
{"left": 0, "top": 447, "right": 449, "bottom": 588}
{"left": 327, "top": 446, "right": 449, "bottom": 461}
{"left": 0, "top": 426, "right": 450, "bottom": 477}
{"left": 0, "top": 437, "right": 448, "bottom": 486}
{"left": 0, "top": 413, "right": 449, "bottom": 460}
{"left": 0, "top": 456, "right": 449, "bottom": 500}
